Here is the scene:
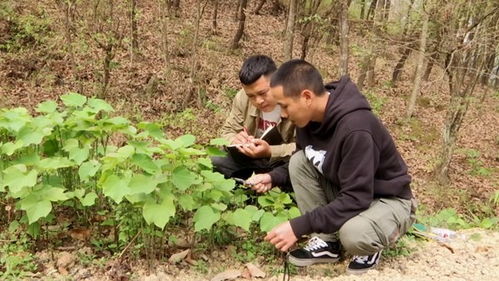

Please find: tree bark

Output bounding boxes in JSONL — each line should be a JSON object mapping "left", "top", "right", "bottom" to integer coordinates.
{"left": 130, "top": 0, "right": 139, "bottom": 62}
{"left": 212, "top": 0, "right": 218, "bottom": 32}
{"left": 406, "top": 9, "right": 429, "bottom": 118}
{"left": 284, "top": 0, "right": 297, "bottom": 60}
{"left": 254, "top": 0, "right": 267, "bottom": 15}
{"left": 230, "top": 0, "right": 248, "bottom": 49}
{"left": 339, "top": 0, "right": 349, "bottom": 76}
{"left": 160, "top": 0, "right": 169, "bottom": 64}
{"left": 360, "top": 0, "right": 366, "bottom": 19}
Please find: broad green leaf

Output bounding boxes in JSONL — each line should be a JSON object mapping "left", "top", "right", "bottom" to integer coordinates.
{"left": 225, "top": 208, "right": 252, "bottom": 231}
{"left": 19, "top": 195, "right": 52, "bottom": 224}
{"left": 36, "top": 100, "right": 58, "bottom": 113}
{"left": 2, "top": 165, "right": 38, "bottom": 195}
{"left": 161, "top": 139, "right": 182, "bottom": 151}
{"left": 209, "top": 138, "right": 230, "bottom": 146}
{"left": 176, "top": 134, "right": 196, "bottom": 147}
{"left": 259, "top": 212, "right": 287, "bottom": 232}
{"left": 131, "top": 153, "right": 159, "bottom": 174}
{"left": 17, "top": 126, "right": 46, "bottom": 146}
{"left": 211, "top": 203, "right": 227, "bottom": 211}
{"left": 178, "top": 147, "right": 205, "bottom": 156}
{"left": 206, "top": 146, "right": 227, "bottom": 156}
{"left": 193, "top": 206, "right": 220, "bottom": 232}
{"left": 41, "top": 187, "right": 68, "bottom": 201}
{"left": 63, "top": 139, "right": 89, "bottom": 165}
{"left": 172, "top": 166, "right": 199, "bottom": 191}
{"left": 1, "top": 108, "right": 31, "bottom": 132}
{"left": 288, "top": 207, "right": 301, "bottom": 219}
{"left": 128, "top": 174, "right": 157, "bottom": 195}
{"left": 243, "top": 205, "right": 265, "bottom": 222}
{"left": 79, "top": 160, "right": 101, "bottom": 183}
{"left": 258, "top": 196, "right": 274, "bottom": 208}
{"left": 80, "top": 192, "right": 98, "bottom": 206}
{"left": 1, "top": 141, "right": 24, "bottom": 156}
{"left": 138, "top": 122, "right": 164, "bottom": 140}
{"left": 38, "top": 157, "right": 74, "bottom": 170}
{"left": 87, "top": 98, "right": 114, "bottom": 113}
{"left": 116, "top": 145, "right": 135, "bottom": 158}
{"left": 61, "top": 92, "right": 87, "bottom": 107}
{"left": 197, "top": 157, "right": 213, "bottom": 169}
{"left": 142, "top": 196, "right": 176, "bottom": 229}
{"left": 178, "top": 194, "right": 196, "bottom": 211}
{"left": 101, "top": 175, "right": 131, "bottom": 204}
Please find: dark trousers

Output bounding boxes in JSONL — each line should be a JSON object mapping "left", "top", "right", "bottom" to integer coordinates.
{"left": 211, "top": 155, "right": 286, "bottom": 180}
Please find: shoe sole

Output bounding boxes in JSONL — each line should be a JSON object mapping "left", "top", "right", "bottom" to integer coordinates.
{"left": 345, "top": 260, "right": 380, "bottom": 275}
{"left": 288, "top": 255, "right": 340, "bottom": 267}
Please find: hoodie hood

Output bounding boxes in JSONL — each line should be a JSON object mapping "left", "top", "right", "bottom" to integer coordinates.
{"left": 311, "top": 76, "right": 371, "bottom": 136}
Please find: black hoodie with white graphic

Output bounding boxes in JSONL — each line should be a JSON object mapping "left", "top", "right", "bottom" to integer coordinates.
{"left": 269, "top": 76, "right": 412, "bottom": 237}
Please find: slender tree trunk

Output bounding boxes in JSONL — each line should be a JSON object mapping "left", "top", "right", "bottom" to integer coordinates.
{"left": 183, "top": 0, "right": 208, "bottom": 108}
{"left": 360, "top": 0, "right": 366, "bottom": 19}
{"left": 234, "top": 0, "right": 241, "bottom": 21}
{"left": 366, "top": 0, "right": 377, "bottom": 20}
{"left": 212, "top": 0, "right": 218, "bottom": 32}
{"left": 339, "top": 0, "right": 349, "bottom": 76}
{"left": 392, "top": 46, "right": 413, "bottom": 84}
{"left": 284, "top": 0, "right": 297, "bottom": 60}
{"left": 231, "top": 0, "right": 248, "bottom": 49}
{"left": 407, "top": 10, "right": 429, "bottom": 118}
{"left": 254, "top": 0, "right": 267, "bottom": 14}
{"left": 160, "top": 0, "right": 169, "bottom": 65}
{"left": 130, "top": 0, "right": 139, "bottom": 62}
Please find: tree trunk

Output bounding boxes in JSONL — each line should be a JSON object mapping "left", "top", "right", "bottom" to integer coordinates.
{"left": 406, "top": 10, "right": 429, "bottom": 118}
{"left": 160, "top": 0, "right": 169, "bottom": 64}
{"left": 130, "top": 0, "right": 139, "bottom": 62}
{"left": 254, "top": 0, "right": 266, "bottom": 14}
{"left": 230, "top": 0, "right": 248, "bottom": 49}
{"left": 366, "top": 0, "right": 377, "bottom": 20}
{"left": 284, "top": 0, "right": 297, "bottom": 60}
{"left": 392, "top": 46, "right": 412, "bottom": 84}
{"left": 360, "top": 0, "right": 366, "bottom": 19}
{"left": 212, "top": 0, "right": 218, "bottom": 32}
{"left": 339, "top": 0, "right": 349, "bottom": 76}
{"left": 270, "top": 0, "right": 282, "bottom": 15}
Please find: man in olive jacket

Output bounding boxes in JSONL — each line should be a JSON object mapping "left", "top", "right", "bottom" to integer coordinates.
{"left": 212, "top": 55, "right": 295, "bottom": 186}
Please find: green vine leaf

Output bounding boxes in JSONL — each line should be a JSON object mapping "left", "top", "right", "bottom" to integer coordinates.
{"left": 61, "top": 92, "right": 87, "bottom": 107}
{"left": 79, "top": 160, "right": 101, "bottom": 183}
{"left": 2, "top": 164, "right": 38, "bottom": 195}
{"left": 259, "top": 212, "right": 287, "bottom": 232}
{"left": 142, "top": 195, "right": 175, "bottom": 229}
{"left": 36, "top": 100, "right": 58, "bottom": 113}
{"left": 193, "top": 206, "right": 220, "bottom": 232}
{"left": 101, "top": 175, "right": 131, "bottom": 204}
{"left": 128, "top": 174, "right": 157, "bottom": 195}
{"left": 172, "top": 166, "right": 200, "bottom": 191}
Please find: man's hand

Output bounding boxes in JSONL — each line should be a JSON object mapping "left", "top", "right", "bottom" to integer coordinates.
{"left": 246, "top": 173, "right": 272, "bottom": 193}
{"left": 265, "top": 221, "right": 298, "bottom": 252}
{"left": 232, "top": 129, "right": 252, "bottom": 145}
{"left": 237, "top": 139, "right": 271, "bottom": 158}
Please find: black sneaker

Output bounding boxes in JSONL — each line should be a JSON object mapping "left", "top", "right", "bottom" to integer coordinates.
{"left": 346, "top": 250, "right": 382, "bottom": 274}
{"left": 287, "top": 236, "right": 341, "bottom": 267}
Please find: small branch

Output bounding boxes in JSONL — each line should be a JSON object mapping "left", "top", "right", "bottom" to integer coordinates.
{"left": 118, "top": 230, "right": 141, "bottom": 259}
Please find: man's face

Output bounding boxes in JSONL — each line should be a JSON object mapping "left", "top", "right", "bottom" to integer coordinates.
{"left": 270, "top": 85, "right": 311, "bottom": 128}
{"left": 242, "top": 75, "right": 277, "bottom": 112}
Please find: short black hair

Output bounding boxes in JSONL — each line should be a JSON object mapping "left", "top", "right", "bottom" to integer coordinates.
{"left": 270, "top": 59, "right": 325, "bottom": 97}
{"left": 239, "top": 55, "right": 277, "bottom": 85}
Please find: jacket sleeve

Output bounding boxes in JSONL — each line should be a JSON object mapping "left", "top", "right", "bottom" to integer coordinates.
{"left": 270, "top": 143, "right": 296, "bottom": 158}
{"left": 290, "top": 130, "right": 380, "bottom": 237}
{"left": 220, "top": 90, "right": 247, "bottom": 143}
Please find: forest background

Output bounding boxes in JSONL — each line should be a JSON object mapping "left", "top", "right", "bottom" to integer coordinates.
{"left": 0, "top": 0, "right": 498, "bottom": 280}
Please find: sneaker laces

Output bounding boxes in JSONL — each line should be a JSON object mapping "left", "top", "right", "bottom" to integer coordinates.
{"left": 303, "top": 237, "right": 328, "bottom": 251}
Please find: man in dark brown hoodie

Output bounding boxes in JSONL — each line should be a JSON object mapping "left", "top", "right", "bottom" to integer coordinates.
{"left": 246, "top": 59, "right": 416, "bottom": 274}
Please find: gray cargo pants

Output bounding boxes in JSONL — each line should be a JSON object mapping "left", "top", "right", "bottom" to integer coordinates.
{"left": 289, "top": 150, "right": 416, "bottom": 256}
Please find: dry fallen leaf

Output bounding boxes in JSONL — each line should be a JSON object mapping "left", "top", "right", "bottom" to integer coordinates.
{"left": 69, "top": 228, "right": 91, "bottom": 241}
{"left": 210, "top": 269, "right": 242, "bottom": 281}
{"left": 246, "top": 263, "right": 266, "bottom": 278}
{"left": 168, "top": 249, "right": 190, "bottom": 264}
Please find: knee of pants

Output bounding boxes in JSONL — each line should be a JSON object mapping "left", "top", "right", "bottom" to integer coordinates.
{"left": 339, "top": 218, "right": 383, "bottom": 255}
{"left": 288, "top": 151, "right": 308, "bottom": 179}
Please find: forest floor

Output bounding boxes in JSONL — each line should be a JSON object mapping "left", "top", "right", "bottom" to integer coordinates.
{"left": 27, "top": 228, "right": 499, "bottom": 280}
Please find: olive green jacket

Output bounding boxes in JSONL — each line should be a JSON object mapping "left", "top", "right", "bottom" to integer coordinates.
{"left": 220, "top": 90, "right": 296, "bottom": 159}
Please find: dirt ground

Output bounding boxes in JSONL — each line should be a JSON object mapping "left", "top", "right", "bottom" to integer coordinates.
{"left": 30, "top": 228, "right": 498, "bottom": 281}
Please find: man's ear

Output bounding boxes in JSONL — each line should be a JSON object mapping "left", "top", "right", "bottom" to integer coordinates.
{"left": 300, "top": 89, "right": 313, "bottom": 106}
